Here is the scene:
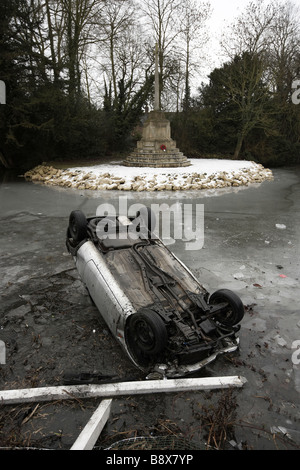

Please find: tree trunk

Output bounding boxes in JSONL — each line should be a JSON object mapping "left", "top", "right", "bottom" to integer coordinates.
{"left": 184, "top": 38, "right": 190, "bottom": 112}
{"left": 234, "top": 134, "right": 244, "bottom": 159}
{"left": 0, "top": 151, "right": 14, "bottom": 169}
{"left": 45, "top": 0, "right": 59, "bottom": 84}
{"left": 110, "top": 32, "right": 117, "bottom": 102}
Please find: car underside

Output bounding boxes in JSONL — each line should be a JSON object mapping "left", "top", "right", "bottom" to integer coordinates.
{"left": 66, "top": 209, "right": 244, "bottom": 378}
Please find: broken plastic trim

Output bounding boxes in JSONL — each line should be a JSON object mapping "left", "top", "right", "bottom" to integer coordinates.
{"left": 148, "top": 338, "right": 240, "bottom": 379}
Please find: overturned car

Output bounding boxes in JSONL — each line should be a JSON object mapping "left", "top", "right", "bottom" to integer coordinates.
{"left": 66, "top": 208, "right": 244, "bottom": 378}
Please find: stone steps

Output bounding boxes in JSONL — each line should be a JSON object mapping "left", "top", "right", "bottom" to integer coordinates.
{"left": 123, "top": 161, "right": 191, "bottom": 167}
{"left": 124, "top": 152, "right": 191, "bottom": 167}
{"left": 123, "top": 110, "right": 191, "bottom": 168}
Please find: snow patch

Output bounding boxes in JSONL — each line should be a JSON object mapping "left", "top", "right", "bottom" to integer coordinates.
{"left": 24, "top": 159, "right": 273, "bottom": 192}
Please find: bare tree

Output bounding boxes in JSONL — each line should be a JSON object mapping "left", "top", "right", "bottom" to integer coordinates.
{"left": 267, "top": 0, "right": 300, "bottom": 102}
{"left": 95, "top": 0, "right": 136, "bottom": 103}
{"left": 44, "top": 0, "right": 60, "bottom": 83}
{"left": 140, "top": 0, "right": 183, "bottom": 109}
{"left": 217, "top": 0, "right": 300, "bottom": 158}
{"left": 220, "top": 0, "right": 300, "bottom": 123}
{"left": 178, "top": 0, "right": 211, "bottom": 111}
{"left": 221, "top": 0, "right": 276, "bottom": 60}
{"left": 60, "top": 0, "right": 99, "bottom": 95}
{"left": 115, "top": 26, "right": 150, "bottom": 104}
{"left": 25, "top": 0, "right": 105, "bottom": 96}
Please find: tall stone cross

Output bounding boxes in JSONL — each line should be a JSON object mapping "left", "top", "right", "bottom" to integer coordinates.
{"left": 123, "top": 41, "right": 191, "bottom": 167}
{"left": 154, "top": 43, "right": 160, "bottom": 111}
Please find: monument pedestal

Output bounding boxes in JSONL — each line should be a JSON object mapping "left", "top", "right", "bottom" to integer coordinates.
{"left": 123, "top": 111, "right": 191, "bottom": 168}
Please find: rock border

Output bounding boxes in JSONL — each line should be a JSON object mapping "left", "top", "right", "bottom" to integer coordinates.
{"left": 24, "top": 162, "right": 273, "bottom": 192}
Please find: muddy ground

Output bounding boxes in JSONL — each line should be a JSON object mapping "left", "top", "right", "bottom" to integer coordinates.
{"left": 0, "top": 166, "right": 299, "bottom": 450}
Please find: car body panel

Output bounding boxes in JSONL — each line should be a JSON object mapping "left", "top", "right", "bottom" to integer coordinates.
{"left": 67, "top": 211, "right": 243, "bottom": 378}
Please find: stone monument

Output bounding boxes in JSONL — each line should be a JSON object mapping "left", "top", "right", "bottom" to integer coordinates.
{"left": 123, "top": 44, "right": 190, "bottom": 168}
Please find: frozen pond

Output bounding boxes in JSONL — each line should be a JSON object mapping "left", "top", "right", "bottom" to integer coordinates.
{"left": 0, "top": 166, "right": 299, "bottom": 450}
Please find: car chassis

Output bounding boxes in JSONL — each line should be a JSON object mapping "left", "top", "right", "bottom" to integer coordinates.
{"left": 66, "top": 209, "right": 244, "bottom": 378}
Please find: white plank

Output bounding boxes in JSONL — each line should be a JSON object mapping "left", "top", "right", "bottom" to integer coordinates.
{"left": 0, "top": 340, "right": 5, "bottom": 364}
{"left": 71, "top": 399, "right": 112, "bottom": 450}
{"left": 0, "top": 376, "right": 247, "bottom": 405}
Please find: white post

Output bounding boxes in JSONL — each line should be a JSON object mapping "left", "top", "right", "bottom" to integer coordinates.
{"left": 0, "top": 340, "right": 6, "bottom": 364}
{"left": 0, "top": 376, "right": 247, "bottom": 405}
{"left": 71, "top": 399, "right": 112, "bottom": 450}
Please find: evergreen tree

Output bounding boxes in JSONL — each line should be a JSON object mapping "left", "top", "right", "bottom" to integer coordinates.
{"left": 200, "top": 52, "right": 274, "bottom": 158}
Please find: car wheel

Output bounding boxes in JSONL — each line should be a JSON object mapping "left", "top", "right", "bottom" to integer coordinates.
{"left": 209, "top": 289, "right": 244, "bottom": 326}
{"left": 69, "top": 210, "right": 88, "bottom": 242}
{"left": 127, "top": 309, "right": 167, "bottom": 357}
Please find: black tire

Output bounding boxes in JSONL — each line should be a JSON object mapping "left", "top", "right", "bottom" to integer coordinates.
{"left": 126, "top": 309, "right": 167, "bottom": 356}
{"left": 209, "top": 289, "right": 244, "bottom": 326}
{"left": 69, "top": 210, "right": 88, "bottom": 242}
